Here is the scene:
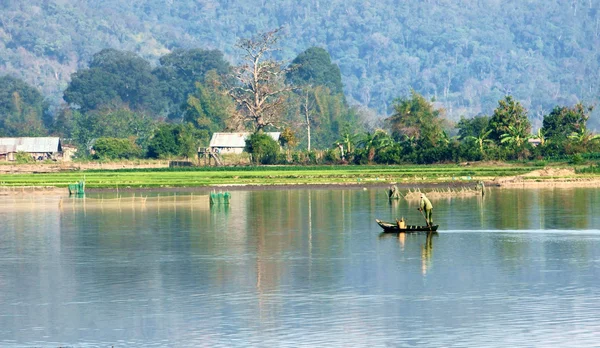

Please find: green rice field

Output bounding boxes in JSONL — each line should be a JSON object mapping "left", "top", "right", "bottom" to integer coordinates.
{"left": 0, "top": 164, "right": 544, "bottom": 189}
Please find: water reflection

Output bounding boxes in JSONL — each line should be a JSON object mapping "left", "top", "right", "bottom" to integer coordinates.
{"left": 1, "top": 188, "right": 600, "bottom": 347}
{"left": 379, "top": 231, "right": 437, "bottom": 275}
{"left": 421, "top": 232, "right": 435, "bottom": 275}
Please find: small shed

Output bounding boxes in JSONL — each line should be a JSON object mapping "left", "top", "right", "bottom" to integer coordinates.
{"left": 528, "top": 138, "right": 542, "bottom": 147}
{"left": 0, "top": 137, "right": 64, "bottom": 161}
{"left": 208, "top": 132, "right": 281, "bottom": 154}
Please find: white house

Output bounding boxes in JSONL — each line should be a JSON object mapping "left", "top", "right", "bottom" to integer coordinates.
{"left": 207, "top": 132, "right": 281, "bottom": 154}
{"left": 0, "top": 137, "right": 72, "bottom": 161}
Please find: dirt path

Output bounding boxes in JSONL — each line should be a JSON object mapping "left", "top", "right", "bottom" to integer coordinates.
{"left": 0, "top": 161, "right": 170, "bottom": 173}
{"left": 492, "top": 167, "right": 600, "bottom": 188}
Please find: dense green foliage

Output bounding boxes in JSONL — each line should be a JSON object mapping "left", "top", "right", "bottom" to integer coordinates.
{"left": 155, "top": 49, "right": 231, "bottom": 120}
{"left": 93, "top": 137, "right": 142, "bottom": 160}
{"left": 182, "top": 71, "right": 232, "bottom": 134}
{"left": 146, "top": 124, "right": 199, "bottom": 159}
{"left": 576, "top": 164, "right": 600, "bottom": 174}
{"left": 64, "top": 49, "right": 163, "bottom": 114}
{"left": 2, "top": 1, "right": 600, "bottom": 166}
{"left": 69, "top": 107, "right": 155, "bottom": 154}
{"left": 287, "top": 47, "right": 344, "bottom": 96}
{"left": 2, "top": 0, "right": 600, "bottom": 128}
{"left": 288, "top": 85, "right": 362, "bottom": 150}
{"left": 457, "top": 116, "right": 490, "bottom": 140}
{"left": 245, "top": 132, "right": 280, "bottom": 164}
{"left": 0, "top": 75, "right": 48, "bottom": 136}
{"left": 387, "top": 91, "right": 445, "bottom": 144}
{"left": 542, "top": 104, "right": 590, "bottom": 140}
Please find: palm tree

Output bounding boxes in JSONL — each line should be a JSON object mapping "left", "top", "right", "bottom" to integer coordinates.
{"left": 568, "top": 125, "right": 600, "bottom": 150}
{"left": 500, "top": 124, "right": 531, "bottom": 159}
{"left": 533, "top": 128, "right": 547, "bottom": 147}
{"left": 356, "top": 131, "right": 376, "bottom": 162}
{"left": 466, "top": 129, "right": 493, "bottom": 156}
{"left": 373, "top": 129, "right": 394, "bottom": 159}
{"left": 500, "top": 125, "right": 529, "bottom": 147}
{"left": 356, "top": 129, "right": 393, "bottom": 163}
{"left": 335, "top": 131, "right": 355, "bottom": 159}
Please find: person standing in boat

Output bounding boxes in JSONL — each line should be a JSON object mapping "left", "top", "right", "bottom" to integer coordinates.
{"left": 418, "top": 193, "right": 433, "bottom": 226}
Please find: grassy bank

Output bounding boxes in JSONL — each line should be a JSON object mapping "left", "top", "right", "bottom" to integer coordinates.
{"left": 0, "top": 164, "right": 545, "bottom": 189}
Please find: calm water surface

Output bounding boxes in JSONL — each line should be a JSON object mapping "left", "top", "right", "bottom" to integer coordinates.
{"left": 1, "top": 188, "right": 600, "bottom": 347}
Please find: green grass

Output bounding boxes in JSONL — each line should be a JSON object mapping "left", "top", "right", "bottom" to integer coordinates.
{"left": 0, "top": 164, "right": 541, "bottom": 189}
{"left": 576, "top": 164, "right": 600, "bottom": 174}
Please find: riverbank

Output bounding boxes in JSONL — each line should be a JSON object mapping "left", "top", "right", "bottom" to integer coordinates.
{"left": 0, "top": 160, "right": 171, "bottom": 173}
{"left": 489, "top": 167, "right": 600, "bottom": 188}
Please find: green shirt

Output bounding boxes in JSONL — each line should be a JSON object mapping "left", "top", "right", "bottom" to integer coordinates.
{"left": 420, "top": 196, "right": 433, "bottom": 210}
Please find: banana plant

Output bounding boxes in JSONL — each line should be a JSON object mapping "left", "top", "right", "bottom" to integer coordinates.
{"left": 466, "top": 129, "right": 493, "bottom": 155}
{"left": 568, "top": 125, "right": 600, "bottom": 150}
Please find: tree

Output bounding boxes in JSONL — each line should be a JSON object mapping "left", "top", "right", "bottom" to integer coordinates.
{"left": 0, "top": 75, "right": 48, "bottom": 136}
{"left": 298, "top": 86, "right": 316, "bottom": 150}
{"left": 295, "top": 85, "right": 359, "bottom": 150}
{"left": 64, "top": 49, "right": 163, "bottom": 114}
{"left": 465, "top": 129, "right": 493, "bottom": 157}
{"left": 500, "top": 124, "right": 531, "bottom": 159}
{"left": 227, "top": 28, "right": 292, "bottom": 131}
{"left": 71, "top": 106, "right": 156, "bottom": 153}
{"left": 567, "top": 125, "right": 600, "bottom": 152}
{"left": 279, "top": 127, "right": 297, "bottom": 150}
{"left": 146, "top": 123, "right": 198, "bottom": 159}
{"left": 245, "top": 132, "right": 280, "bottom": 164}
{"left": 183, "top": 70, "right": 233, "bottom": 137}
{"left": 488, "top": 96, "right": 531, "bottom": 144}
{"left": 154, "top": 49, "right": 231, "bottom": 120}
{"left": 286, "top": 47, "right": 344, "bottom": 96}
{"left": 541, "top": 104, "right": 592, "bottom": 140}
{"left": 533, "top": 128, "right": 547, "bottom": 147}
{"left": 93, "top": 137, "right": 142, "bottom": 160}
{"left": 335, "top": 130, "right": 356, "bottom": 160}
{"left": 355, "top": 129, "right": 393, "bottom": 163}
{"left": 457, "top": 115, "right": 490, "bottom": 140}
{"left": 386, "top": 91, "right": 445, "bottom": 146}
{"left": 52, "top": 104, "right": 76, "bottom": 139}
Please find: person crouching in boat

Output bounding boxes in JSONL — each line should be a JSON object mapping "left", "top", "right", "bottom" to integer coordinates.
{"left": 418, "top": 193, "right": 433, "bottom": 226}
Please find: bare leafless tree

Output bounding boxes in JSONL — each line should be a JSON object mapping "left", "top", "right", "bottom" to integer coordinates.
{"left": 300, "top": 86, "right": 316, "bottom": 151}
{"left": 227, "top": 28, "right": 293, "bottom": 132}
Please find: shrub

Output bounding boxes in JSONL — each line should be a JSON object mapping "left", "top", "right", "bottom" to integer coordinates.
{"left": 93, "top": 137, "right": 142, "bottom": 160}
{"left": 322, "top": 149, "right": 339, "bottom": 164}
{"left": 276, "top": 153, "right": 289, "bottom": 164}
{"left": 291, "top": 151, "right": 306, "bottom": 164}
{"left": 576, "top": 164, "right": 600, "bottom": 174}
{"left": 375, "top": 144, "right": 403, "bottom": 164}
{"left": 570, "top": 153, "right": 585, "bottom": 165}
{"left": 147, "top": 124, "right": 198, "bottom": 159}
{"left": 15, "top": 152, "right": 35, "bottom": 164}
{"left": 307, "top": 150, "right": 317, "bottom": 164}
{"left": 245, "top": 132, "right": 280, "bottom": 164}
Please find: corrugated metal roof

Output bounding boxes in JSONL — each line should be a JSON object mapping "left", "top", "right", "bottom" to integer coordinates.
{"left": 0, "top": 137, "right": 61, "bottom": 154}
{"left": 209, "top": 132, "right": 280, "bottom": 148}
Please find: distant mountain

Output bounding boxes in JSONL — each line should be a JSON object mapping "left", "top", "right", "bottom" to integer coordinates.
{"left": 1, "top": 0, "right": 599, "bottom": 129}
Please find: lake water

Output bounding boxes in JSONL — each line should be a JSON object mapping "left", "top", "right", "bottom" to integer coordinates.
{"left": 1, "top": 187, "right": 600, "bottom": 347}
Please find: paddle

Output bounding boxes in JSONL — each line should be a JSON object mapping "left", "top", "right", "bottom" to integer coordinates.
{"left": 418, "top": 208, "right": 433, "bottom": 232}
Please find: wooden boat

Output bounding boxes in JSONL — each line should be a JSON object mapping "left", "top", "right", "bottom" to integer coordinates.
{"left": 375, "top": 219, "right": 439, "bottom": 233}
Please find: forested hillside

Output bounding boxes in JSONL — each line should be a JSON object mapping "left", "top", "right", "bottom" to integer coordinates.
{"left": 1, "top": 0, "right": 600, "bottom": 128}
